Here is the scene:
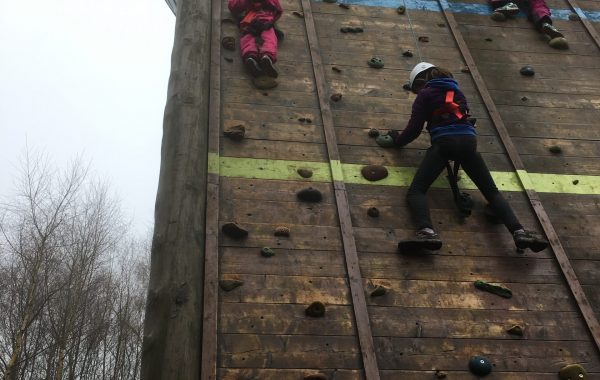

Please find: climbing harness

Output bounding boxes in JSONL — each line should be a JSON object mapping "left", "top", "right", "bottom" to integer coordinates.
{"left": 432, "top": 90, "right": 465, "bottom": 123}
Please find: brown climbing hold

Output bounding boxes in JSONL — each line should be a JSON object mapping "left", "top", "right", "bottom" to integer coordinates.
{"left": 460, "top": 66, "right": 470, "bottom": 73}
{"left": 549, "top": 145, "right": 562, "bottom": 154}
{"left": 221, "top": 36, "right": 235, "bottom": 51}
{"left": 298, "top": 117, "right": 307, "bottom": 122}
{"left": 305, "top": 118, "right": 312, "bottom": 123}
{"left": 219, "top": 279, "right": 243, "bottom": 291}
{"left": 330, "top": 93, "right": 343, "bottom": 102}
{"left": 568, "top": 12, "right": 580, "bottom": 21}
{"left": 305, "top": 301, "right": 326, "bottom": 317}
{"left": 559, "top": 364, "right": 587, "bottom": 380}
{"left": 361, "top": 165, "right": 388, "bottom": 181}
{"left": 367, "top": 207, "right": 379, "bottom": 217}
{"left": 396, "top": 5, "right": 406, "bottom": 14}
{"left": 253, "top": 76, "right": 278, "bottom": 90}
{"left": 485, "top": 37, "right": 493, "bottom": 42}
{"left": 339, "top": 3, "right": 350, "bottom": 8}
{"left": 368, "top": 128, "right": 380, "bottom": 137}
{"left": 304, "top": 374, "right": 327, "bottom": 380}
{"left": 297, "top": 187, "right": 323, "bottom": 202}
{"left": 549, "top": 37, "right": 569, "bottom": 50}
{"left": 274, "top": 226, "right": 290, "bottom": 237}
{"left": 223, "top": 124, "right": 245, "bottom": 141}
{"left": 521, "top": 96, "right": 528, "bottom": 101}
{"left": 224, "top": 57, "right": 233, "bottom": 63}
{"left": 292, "top": 10, "right": 304, "bottom": 18}
{"left": 297, "top": 168, "right": 313, "bottom": 178}
{"left": 370, "top": 285, "right": 387, "bottom": 297}
{"left": 437, "top": 22, "right": 445, "bottom": 27}
{"left": 222, "top": 222, "right": 248, "bottom": 239}
{"left": 402, "top": 50, "right": 413, "bottom": 57}
{"left": 507, "top": 325, "right": 524, "bottom": 336}
{"left": 435, "top": 370, "right": 448, "bottom": 379}
{"left": 573, "top": 179, "right": 579, "bottom": 185}
{"left": 418, "top": 36, "right": 429, "bottom": 42}
{"left": 332, "top": 66, "right": 342, "bottom": 73}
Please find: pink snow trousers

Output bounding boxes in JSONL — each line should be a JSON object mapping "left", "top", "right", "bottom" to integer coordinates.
{"left": 489, "top": 0, "right": 551, "bottom": 28}
{"left": 240, "top": 28, "right": 278, "bottom": 62}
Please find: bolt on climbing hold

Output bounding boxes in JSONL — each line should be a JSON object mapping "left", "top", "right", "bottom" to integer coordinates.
{"left": 330, "top": 93, "right": 343, "bottom": 102}
{"left": 219, "top": 279, "right": 244, "bottom": 291}
{"left": 548, "top": 145, "right": 562, "bottom": 154}
{"left": 339, "top": 3, "right": 350, "bottom": 9}
{"left": 332, "top": 66, "right": 342, "bottom": 73}
{"left": 297, "top": 187, "right": 323, "bottom": 202}
{"left": 559, "top": 364, "right": 587, "bottom": 380}
{"left": 396, "top": 5, "right": 406, "bottom": 14}
{"left": 469, "top": 356, "right": 492, "bottom": 376}
{"left": 222, "top": 222, "right": 248, "bottom": 239}
{"left": 261, "top": 247, "right": 275, "bottom": 257}
{"left": 370, "top": 284, "right": 387, "bottom": 297}
{"left": 568, "top": 12, "right": 580, "bottom": 21}
{"left": 221, "top": 36, "right": 236, "bottom": 51}
{"left": 437, "top": 22, "right": 445, "bottom": 27}
{"left": 223, "top": 124, "right": 245, "bottom": 141}
{"left": 304, "top": 374, "right": 328, "bottom": 380}
{"left": 573, "top": 179, "right": 579, "bottom": 185}
{"left": 485, "top": 37, "right": 493, "bottom": 42}
{"left": 521, "top": 96, "right": 528, "bottom": 101}
{"left": 402, "top": 50, "right": 414, "bottom": 57}
{"left": 402, "top": 83, "right": 412, "bottom": 91}
{"left": 367, "top": 207, "right": 380, "bottom": 217}
{"left": 305, "top": 301, "right": 326, "bottom": 317}
{"left": 460, "top": 66, "right": 470, "bottom": 73}
{"left": 376, "top": 134, "right": 394, "bottom": 147}
{"left": 507, "top": 325, "right": 524, "bottom": 336}
{"left": 224, "top": 57, "right": 233, "bottom": 63}
{"left": 435, "top": 370, "right": 447, "bottom": 379}
{"left": 520, "top": 65, "right": 535, "bottom": 76}
{"left": 323, "top": 0, "right": 337, "bottom": 3}
{"left": 361, "top": 165, "right": 389, "bottom": 181}
{"left": 297, "top": 168, "right": 313, "bottom": 178}
{"left": 253, "top": 76, "right": 278, "bottom": 90}
{"left": 368, "top": 128, "right": 380, "bottom": 137}
{"left": 367, "top": 57, "right": 384, "bottom": 69}
{"left": 474, "top": 280, "right": 512, "bottom": 298}
{"left": 292, "top": 10, "right": 304, "bottom": 18}
{"left": 274, "top": 226, "right": 290, "bottom": 237}
{"left": 418, "top": 36, "right": 429, "bottom": 42}
{"left": 549, "top": 37, "right": 569, "bottom": 50}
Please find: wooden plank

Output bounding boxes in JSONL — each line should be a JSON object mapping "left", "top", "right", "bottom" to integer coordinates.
{"left": 219, "top": 368, "right": 364, "bottom": 380}
{"left": 220, "top": 138, "right": 328, "bottom": 162}
{"left": 454, "top": 12, "right": 588, "bottom": 32}
{"left": 221, "top": 119, "right": 325, "bottom": 144}
{"left": 221, "top": 199, "right": 340, "bottom": 226}
{"left": 223, "top": 103, "right": 324, "bottom": 126}
{"left": 488, "top": 89, "right": 600, "bottom": 110}
{"left": 221, "top": 177, "right": 335, "bottom": 203}
{"left": 468, "top": 47, "right": 600, "bottom": 67}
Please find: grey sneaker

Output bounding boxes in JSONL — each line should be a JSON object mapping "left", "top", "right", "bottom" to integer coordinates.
{"left": 513, "top": 230, "right": 549, "bottom": 252}
{"left": 398, "top": 229, "right": 443, "bottom": 252}
{"left": 542, "top": 22, "right": 564, "bottom": 39}
{"left": 495, "top": 2, "right": 519, "bottom": 17}
{"left": 244, "top": 57, "right": 261, "bottom": 77}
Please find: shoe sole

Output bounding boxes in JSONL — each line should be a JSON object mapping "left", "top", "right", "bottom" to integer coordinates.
{"left": 244, "top": 60, "right": 261, "bottom": 77}
{"left": 543, "top": 25, "right": 564, "bottom": 39}
{"left": 515, "top": 239, "right": 548, "bottom": 252}
{"left": 259, "top": 59, "right": 278, "bottom": 78}
{"left": 398, "top": 239, "right": 442, "bottom": 252}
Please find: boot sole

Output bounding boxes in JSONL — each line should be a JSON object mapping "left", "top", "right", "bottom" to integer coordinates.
{"left": 244, "top": 60, "right": 262, "bottom": 77}
{"left": 398, "top": 239, "right": 442, "bottom": 252}
{"left": 515, "top": 239, "right": 549, "bottom": 252}
{"left": 259, "top": 58, "right": 278, "bottom": 78}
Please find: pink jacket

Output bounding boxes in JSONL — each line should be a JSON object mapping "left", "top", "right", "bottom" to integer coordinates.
{"left": 228, "top": 0, "right": 282, "bottom": 32}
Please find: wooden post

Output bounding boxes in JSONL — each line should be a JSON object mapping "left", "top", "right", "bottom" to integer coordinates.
{"left": 141, "top": 0, "right": 212, "bottom": 378}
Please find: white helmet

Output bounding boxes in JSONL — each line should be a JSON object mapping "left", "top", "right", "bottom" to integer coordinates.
{"left": 409, "top": 62, "right": 435, "bottom": 90}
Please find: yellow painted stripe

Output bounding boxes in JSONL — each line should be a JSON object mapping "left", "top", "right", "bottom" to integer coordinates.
{"left": 516, "top": 169, "right": 535, "bottom": 191}
{"left": 217, "top": 156, "right": 600, "bottom": 195}
{"left": 208, "top": 152, "right": 220, "bottom": 175}
{"left": 330, "top": 159, "right": 344, "bottom": 182}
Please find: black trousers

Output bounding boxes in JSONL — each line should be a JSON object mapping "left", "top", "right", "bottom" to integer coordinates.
{"left": 406, "top": 135, "right": 523, "bottom": 232}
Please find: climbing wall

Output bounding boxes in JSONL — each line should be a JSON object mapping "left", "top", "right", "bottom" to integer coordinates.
{"left": 208, "top": 0, "right": 600, "bottom": 378}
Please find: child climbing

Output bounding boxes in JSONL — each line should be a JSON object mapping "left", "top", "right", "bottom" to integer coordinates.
{"left": 386, "top": 62, "right": 549, "bottom": 253}
{"left": 228, "top": 0, "right": 283, "bottom": 78}
{"left": 489, "top": 0, "right": 568, "bottom": 49}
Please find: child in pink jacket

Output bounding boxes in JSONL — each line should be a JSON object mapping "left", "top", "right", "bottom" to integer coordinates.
{"left": 228, "top": 0, "right": 283, "bottom": 77}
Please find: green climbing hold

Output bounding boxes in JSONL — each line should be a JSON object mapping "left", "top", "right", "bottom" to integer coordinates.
{"left": 469, "top": 356, "right": 492, "bottom": 376}
{"left": 261, "top": 247, "right": 275, "bottom": 257}
{"left": 474, "top": 280, "right": 512, "bottom": 298}
{"left": 549, "top": 37, "right": 569, "bottom": 50}
{"left": 559, "top": 363, "right": 587, "bottom": 380}
{"left": 376, "top": 134, "right": 394, "bottom": 147}
{"left": 367, "top": 56, "right": 384, "bottom": 69}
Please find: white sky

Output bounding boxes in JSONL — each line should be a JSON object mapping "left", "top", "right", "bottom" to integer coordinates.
{"left": 0, "top": 1, "right": 175, "bottom": 235}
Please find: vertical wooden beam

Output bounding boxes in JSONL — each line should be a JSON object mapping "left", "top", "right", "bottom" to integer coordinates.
{"left": 141, "top": 0, "right": 212, "bottom": 378}
{"left": 436, "top": 0, "right": 600, "bottom": 353}
{"left": 301, "top": 0, "right": 380, "bottom": 378}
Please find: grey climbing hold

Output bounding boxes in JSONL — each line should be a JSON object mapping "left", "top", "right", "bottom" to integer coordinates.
{"left": 253, "top": 76, "right": 278, "bottom": 90}
{"left": 305, "top": 301, "right": 326, "bottom": 317}
{"left": 367, "top": 207, "right": 379, "bottom": 217}
{"left": 219, "top": 279, "right": 243, "bottom": 291}
{"left": 292, "top": 11, "right": 304, "bottom": 18}
{"left": 402, "top": 50, "right": 414, "bottom": 57}
{"left": 521, "top": 96, "right": 528, "bottom": 101}
{"left": 361, "top": 165, "right": 388, "bottom": 181}
{"left": 223, "top": 124, "right": 245, "bottom": 141}
{"left": 474, "top": 280, "right": 512, "bottom": 298}
{"left": 520, "top": 65, "right": 535, "bottom": 76}
{"left": 507, "top": 325, "right": 524, "bottom": 336}
{"left": 332, "top": 66, "right": 342, "bottom": 73}
{"left": 485, "top": 37, "right": 493, "bottom": 42}
{"left": 224, "top": 57, "right": 233, "bottom": 63}
{"left": 559, "top": 364, "right": 587, "bottom": 380}
{"left": 469, "top": 356, "right": 492, "bottom": 376}
{"left": 368, "top": 56, "right": 384, "bottom": 69}
{"left": 549, "top": 37, "right": 569, "bottom": 50}
{"left": 297, "top": 187, "right": 323, "bottom": 202}
{"left": 274, "top": 226, "right": 290, "bottom": 237}
{"left": 490, "top": 11, "right": 506, "bottom": 21}
{"left": 437, "top": 23, "right": 446, "bottom": 27}
{"left": 339, "top": 2, "right": 350, "bottom": 8}
{"left": 460, "top": 66, "right": 470, "bottom": 73}
{"left": 573, "top": 179, "right": 579, "bottom": 185}
{"left": 323, "top": 0, "right": 337, "bottom": 3}
{"left": 549, "top": 145, "right": 562, "bottom": 154}
{"left": 341, "top": 26, "right": 363, "bottom": 33}
{"left": 376, "top": 134, "right": 394, "bottom": 147}
{"left": 261, "top": 247, "right": 275, "bottom": 257}
{"left": 370, "top": 285, "right": 387, "bottom": 297}
{"left": 418, "top": 36, "right": 429, "bottom": 42}
{"left": 221, "top": 36, "right": 235, "bottom": 51}
{"left": 368, "top": 128, "right": 380, "bottom": 137}
{"left": 435, "top": 370, "right": 447, "bottom": 379}
{"left": 568, "top": 12, "right": 580, "bottom": 21}
{"left": 396, "top": 5, "right": 406, "bottom": 14}
{"left": 330, "top": 93, "right": 343, "bottom": 102}
{"left": 297, "top": 168, "right": 313, "bottom": 178}
{"left": 222, "top": 222, "right": 248, "bottom": 239}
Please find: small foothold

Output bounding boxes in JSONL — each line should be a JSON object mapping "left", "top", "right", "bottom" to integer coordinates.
{"left": 297, "top": 187, "right": 323, "bottom": 202}
{"left": 221, "top": 36, "right": 236, "bottom": 51}
{"left": 368, "top": 128, "right": 380, "bottom": 137}
{"left": 219, "top": 279, "right": 243, "bottom": 291}
{"left": 297, "top": 168, "right": 313, "bottom": 178}
{"left": 474, "top": 280, "right": 512, "bottom": 298}
{"left": 402, "top": 50, "right": 413, "bottom": 57}
{"left": 361, "top": 165, "right": 389, "bottom": 181}
{"left": 339, "top": 3, "right": 350, "bottom": 8}
{"left": 304, "top": 374, "right": 327, "bottom": 380}
{"left": 573, "top": 179, "right": 579, "bottom": 185}
{"left": 396, "top": 5, "right": 406, "bottom": 14}
{"left": 224, "top": 124, "right": 245, "bottom": 141}
{"left": 370, "top": 285, "right": 387, "bottom": 297}
{"left": 340, "top": 27, "right": 350, "bottom": 33}
{"left": 376, "top": 134, "right": 394, "bottom": 147}
{"left": 261, "top": 247, "right": 275, "bottom": 257}
{"left": 485, "top": 37, "right": 493, "bottom": 42}
{"left": 292, "top": 10, "right": 304, "bottom": 18}
{"left": 305, "top": 301, "right": 326, "bottom": 317}
{"left": 435, "top": 370, "right": 447, "bottom": 379}
{"left": 521, "top": 96, "right": 528, "bottom": 101}
{"left": 549, "top": 145, "right": 562, "bottom": 154}
{"left": 224, "top": 57, "right": 233, "bottom": 62}
{"left": 305, "top": 118, "right": 312, "bottom": 123}
{"left": 520, "top": 65, "right": 535, "bottom": 76}
{"left": 253, "top": 76, "right": 278, "bottom": 90}
{"left": 222, "top": 222, "right": 248, "bottom": 239}
{"left": 559, "top": 364, "right": 587, "bottom": 380}
{"left": 274, "top": 226, "right": 290, "bottom": 237}
{"left": 367, "top": 56, "right": 384, "bottom": 69}
{"left": 323, "top": 0, "right": 337, "bottom": 3}
{"left": 460, "top": 66, "right": 470, "bottom": 73}
{"left": 568, "top": 12, "right": 580, "bottom": 21}
{"left": 418, "top": 36, "right": 429, "bottom": 42}
{"left": 437, "top": 22, "right": 445, "bottom": 27}
{"left": 367, "top": 207, "right": 380, "bottom": 217}
{"left": 549, "top": 37, "right": 569, "bottom": 50}
{"left": 468, "top": 356, "right": 492, "bottom": 376}
{"left": 332, "top": 66, "right": 342, "bottom": 73}
{"left": 403, "top": 83, "right": 412, "bottom": 91}
{"left": 330, "top": 93, "right": 343, "bottom": 102}
{"left": 507, "top": 325, "right": 524, "bottom": 336}
{"left": 490, "top": 11, "right": 506, "bottom": 21}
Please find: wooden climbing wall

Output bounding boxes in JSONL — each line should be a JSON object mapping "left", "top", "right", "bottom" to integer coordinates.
{"left": 207, "top": 0, "right": 600, "bottom": 378}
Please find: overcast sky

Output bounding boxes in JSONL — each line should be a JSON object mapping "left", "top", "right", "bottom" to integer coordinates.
{"left": 0, "top": 1, "right": 175, "bottom": 235}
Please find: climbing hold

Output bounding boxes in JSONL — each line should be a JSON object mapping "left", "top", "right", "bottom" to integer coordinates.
{"left": 559, "top": 364, "right": 587, "bottom": 380}
{"left": 368, "top": 128, "right": 380, "bottom": 137}
{"left": 298, "top": 117, "right": 306, "bottom": 122}
{"left": 435, "top": 370, "right": 447, "bottom": 379}
{"left": 361, "top": 165, "right": 388, "bottom": 181}
{"left": 573, "top": 179, "right": 579, "bottom": 185}
{"left": 549, "top": 37, "right": 569, "bottom": 50}
{"left": 469, "top": 356, "right": 492, "bottom": 376}
{"left": 274, "top": 226, "right": 290, "bottom": 237}
{"left": 222, "top": 222, "right": 248, "bottom": 239}
{"left": 367, "top": 57, "right": 384, "bottom": 69}
{"left": 261, "top": 247, "right": 275, "bottom": 257}
{"left": 224, "top": 57, "right": 233, "bottom": 63}
{"left": 485, "top": 37, "right": 493, "bottom": 42}
{"left": 304, "top": 374, "right": 328, "bottom": 380}
{"left": 370, "top": 285, "right": 387, "bottom": 297}
{"left": 305, "top": 301, "right": 326, "bottom": 317}
{"left": 396, "top": 5, "right": 406, "bottom": 14}
{"left": 292, "top": 11, "right": 304, "bottom": 18}
{"left": 402, "top": 50, "right": 414, "bottom": 57}
{"left": 520, "top": 65, "right": 535, "bottom": 76}
{"left": 549, "top": 145, "right": 562, "bottom": 154}
{"left": 490, "top": 11, "right": 506, "bottom": 21}
{"left": 460, "top": 66, "right": 470, "bottom": 73}
{"left": 221, "top": 36, "right": 235, "bottom": 51}
{"left": 376, "top": 134, "right": 394, "bottom": 147}
{"left": 219, "top": 279, "right": 243, "bottom": 291}
{"left": 306, "top": 118, "right": 312, "bottom": 123}
{"left": 297, "top": 168, "right": 313, "bottom": 178}
{"left": 341, "top": 26, "right": 363, "bottom": 33}
{"left": 521, "top": 96, "right": 528, "bottom": 101}
{"left": 323, "top": 0, "right": 337, "bottom": 3}
{"left": 507, "top": 325, "right": 524, "bottom": 336}
{"left": 437, "top": 23, "right": 446, "bottom": 27}
{"left": 223, "top": 124, "right": 245, "bottom": 141}
{"left": 297, "top": 187, "right": 323, "bottom": 202}
{"left": 332, "top": 66, "right": 342, "bottom": 73}
{"left": 568, "top": 12, "right": 580, "bottom": 21}
{"left": 340, "top": 27, "right": 351, "bottom": 33}
{"left": 474, "top": 280, "right": 512, "bottom": 298}
{"left": 403, "top": 83, "right": 412, "bottom": 91}
{"left": 253, "top": 76, "right": 278, "bottom": 90}
{"left": 418, "top": 36, "right": 429, "bottom": 42}
{"left": 330, "top": 93, "right": 343, "bottom": 102}
{"left": 339, "top": 3, "right": 350, "bottom": 8}
{"left": 367, "top": 207, "right": 380, "bottom": 217}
